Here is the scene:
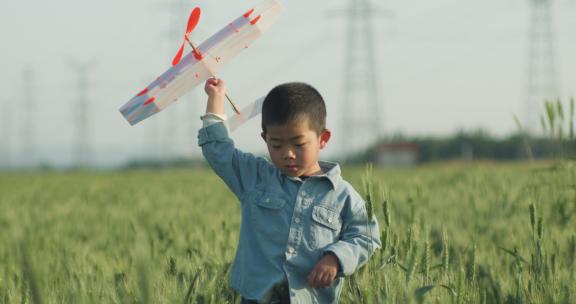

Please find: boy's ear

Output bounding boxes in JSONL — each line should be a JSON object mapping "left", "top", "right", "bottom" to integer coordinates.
{"left": 319, "top": 129, "right": 331, "bottom": 149}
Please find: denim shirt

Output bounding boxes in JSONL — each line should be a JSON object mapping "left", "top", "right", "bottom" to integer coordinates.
{"left": 198, "top": 121, "right": 381, "bottom": 303}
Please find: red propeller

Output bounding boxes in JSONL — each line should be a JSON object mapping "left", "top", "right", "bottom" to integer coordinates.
{"left": 172, "top": 7, "right": 201, "bottom": 66}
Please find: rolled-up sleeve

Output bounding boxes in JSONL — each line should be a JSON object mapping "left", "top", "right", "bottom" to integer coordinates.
{"left": 324, "top": 193, "right": 381, "bottom": 276}
{"left": 198, "top": 120, "right": 230, "bottom": 145}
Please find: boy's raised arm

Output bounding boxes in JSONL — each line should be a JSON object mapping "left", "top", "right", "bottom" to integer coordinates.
{"left": 198, "top": 78, "right": 270, "bottom": 199}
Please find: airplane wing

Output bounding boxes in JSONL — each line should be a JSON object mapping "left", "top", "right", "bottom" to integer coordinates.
{"left": 228, "top": 96, "right": 265, "bottom": 132}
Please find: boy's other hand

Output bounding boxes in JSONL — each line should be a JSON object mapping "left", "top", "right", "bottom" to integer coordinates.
{"left": 307, "top": 252, "right": 339, "bottom": 289}
{"left": 204, "top": 77, "right": 226, "bottom": 97}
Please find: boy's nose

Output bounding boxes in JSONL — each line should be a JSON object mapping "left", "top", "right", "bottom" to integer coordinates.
{"left": 283, "top": 149, "right": 295, "bottom": 160}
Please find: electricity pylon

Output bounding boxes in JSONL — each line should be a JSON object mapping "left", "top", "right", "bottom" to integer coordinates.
{"left": 340, "top": 0, "right": 390, "bottom": 156}
{"left": 69, "top": 62, "right": 95, "bottom": 168}
{"left": 524, "top": 0, "right": 560, "bottom": 132}
{"left": 21, "top": 67, "right": 36, "bottom": 168}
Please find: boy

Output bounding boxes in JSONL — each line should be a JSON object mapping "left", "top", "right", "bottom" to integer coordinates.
{"left": 198, "top": 78, "right": 381, "bottom": 303}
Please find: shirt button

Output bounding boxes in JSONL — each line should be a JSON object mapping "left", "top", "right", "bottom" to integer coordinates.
{"left": 294, "top": 218, "right": 301, "bottom": 223}
{"left": 328, "top": 218, "right": 333, "bottom": 223}
{"left": 287, "top": 247, "right": 295, "bottom": 254}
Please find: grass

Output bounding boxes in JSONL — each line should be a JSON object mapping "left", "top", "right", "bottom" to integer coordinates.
{"left": 0, "top": 161, "right": 575, "bottom": 303}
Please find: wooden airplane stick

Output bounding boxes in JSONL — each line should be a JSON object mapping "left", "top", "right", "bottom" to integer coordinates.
{"left": 185, "top": 36, "right": 241, "bottom": 115}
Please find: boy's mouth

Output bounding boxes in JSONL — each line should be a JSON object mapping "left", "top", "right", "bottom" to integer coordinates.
{"left": 285, "top": 165, "right": 298, "bottom": 172}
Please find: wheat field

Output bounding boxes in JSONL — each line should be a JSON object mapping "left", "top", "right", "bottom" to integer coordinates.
{"left": 1, "top": 162, "right": 575, "bottom": 303}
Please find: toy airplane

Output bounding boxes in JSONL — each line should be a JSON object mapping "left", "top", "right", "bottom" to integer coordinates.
{"left": 119, "top": 0, "right": 283, "bottom": 125}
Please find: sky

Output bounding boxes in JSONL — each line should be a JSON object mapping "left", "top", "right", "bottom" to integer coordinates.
{"left": 0, "top": 0, "right": 575, "bottom": 167}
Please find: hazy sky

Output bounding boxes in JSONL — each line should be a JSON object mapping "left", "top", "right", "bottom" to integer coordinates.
{"left": 0, "top": 0, "right": 575, "bottom": 167}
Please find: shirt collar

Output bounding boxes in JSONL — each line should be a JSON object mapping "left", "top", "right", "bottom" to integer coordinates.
{"left": 318, "top": 161, "right": 341, "bottom": 189}
{"left": 284, "top": 161, "right": 341, "bottom": 189}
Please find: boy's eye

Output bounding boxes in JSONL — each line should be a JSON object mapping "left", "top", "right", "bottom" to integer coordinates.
{"left": 295, "top": 143, "right": 306, "bottom": 147}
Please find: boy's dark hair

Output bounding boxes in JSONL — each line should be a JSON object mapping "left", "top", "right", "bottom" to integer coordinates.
{"left": 261, "top": 82, "right": 326, "bottom": 135}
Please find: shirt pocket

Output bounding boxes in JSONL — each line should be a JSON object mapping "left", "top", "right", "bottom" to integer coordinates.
{"left": 249, "top": 193, "right": 290, "bottom": 242}
{"left": 309, "top": 205, "right": 342, "bottom": 250}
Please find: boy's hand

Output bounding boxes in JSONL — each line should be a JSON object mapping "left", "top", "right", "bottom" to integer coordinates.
{"left": 204, "top": 78, "right": 226, "bottom": 115}
{"left": 204, "top": 77, "right": 226, "bottom": 97}
{"left": 307, "top": 252, "right": 339, "bottom": 289}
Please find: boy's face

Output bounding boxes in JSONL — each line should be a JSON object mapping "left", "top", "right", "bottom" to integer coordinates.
{"left": 262, "top": 117, "right": 331, "bottom": 178}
